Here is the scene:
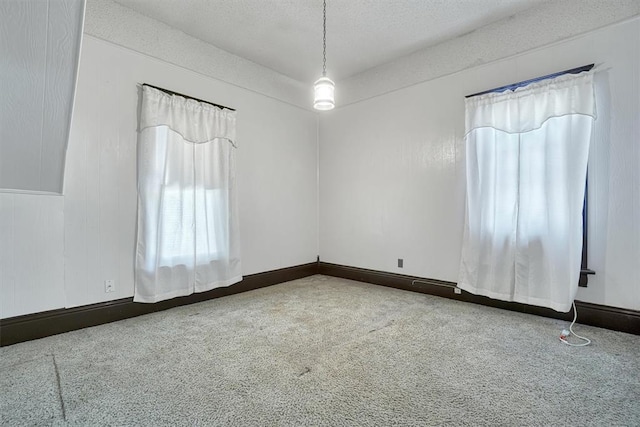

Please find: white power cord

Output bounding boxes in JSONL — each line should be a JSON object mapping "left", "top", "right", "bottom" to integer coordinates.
{"left": 559, "top": 301, "right": 591, "bottom": 346}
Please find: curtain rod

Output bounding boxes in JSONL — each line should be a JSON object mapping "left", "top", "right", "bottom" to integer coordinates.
{"left": 142, "top": 83, "right": 235, "bottom": 111}
{"left": 465, "top": 64, "right": 594, "bottom": 99}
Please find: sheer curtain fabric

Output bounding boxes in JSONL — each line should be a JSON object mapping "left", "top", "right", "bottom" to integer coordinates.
{"left": 458, "top": 73, "right": 595, "bottom": 312}
{"left": 135, "top": 86, "right": 241, "bottom": 303}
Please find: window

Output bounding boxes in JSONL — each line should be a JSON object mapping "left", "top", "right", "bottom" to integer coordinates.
{"left": 157, "top": 186, "right": 226, "bottom": 267}
{"left": 580, "top": 179, "right": 595, "bottom": 287}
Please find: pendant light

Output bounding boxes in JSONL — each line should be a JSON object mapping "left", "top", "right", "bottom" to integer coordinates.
{"left": 313, "top": 0, "right": 335, "bottom": 110}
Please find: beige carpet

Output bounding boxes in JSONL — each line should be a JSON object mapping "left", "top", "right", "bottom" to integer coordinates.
{"left": 1, "top": 275, "right": 639, "bottom": 426}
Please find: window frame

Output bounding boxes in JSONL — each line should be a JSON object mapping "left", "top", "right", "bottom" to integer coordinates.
{"left": 580, "top": 178, "right": 595, "bottom": 287}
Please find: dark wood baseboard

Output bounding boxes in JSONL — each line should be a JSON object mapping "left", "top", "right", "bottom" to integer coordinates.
{"left": 318, "top": 262, "right": 640, "bottom": 335}
{"left": 0, "top": 262, "right": 318, "bottom": 347}
{"left": 3, "top": 260, "right": 637, "bottom": 346}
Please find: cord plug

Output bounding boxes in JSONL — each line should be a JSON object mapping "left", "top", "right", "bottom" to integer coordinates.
{"left": 560, "top": 329, "right": 571, "bottom": 340}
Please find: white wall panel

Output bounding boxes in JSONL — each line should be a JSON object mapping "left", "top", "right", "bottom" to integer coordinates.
{"left": 320, "top": 18, "right": 640, "bottom": 311}
{"left": 236, "top": 95, "right": 319, "bottom": 275}
{"left": 0, "top": 0, "right": 84, "bottom": 193}
{"left": 320, "top": 85, "right": 463, "bottom": 280}
{"left": 0, "top": 1, "right": 47, "bottom": 192}
{"left": 0, "top": 194, "right": 65, "bottom": 318}
{"left": 0, "top": 195, "right": 15, "bottom": 318}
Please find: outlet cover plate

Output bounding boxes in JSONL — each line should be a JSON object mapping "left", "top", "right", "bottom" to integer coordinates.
{"left": 105, "top": 279, "right": 115, "bottom": 293}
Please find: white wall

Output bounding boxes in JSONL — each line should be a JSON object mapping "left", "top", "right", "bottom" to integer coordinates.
{"left": 320, "top": 18, "right": 640, "bottom": 311}
{"left": 0, "top": 35, "right": 318, "bottom": 318}
{"left": 0, "top": 194, "right": 65, "bottom": 316}
{"left": 0, "top": 0, "right": 84, "bottom": 193}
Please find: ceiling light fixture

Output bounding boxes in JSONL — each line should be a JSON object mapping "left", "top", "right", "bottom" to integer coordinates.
{"left": 313, "top": 0, "right": 335, "bottom": 111}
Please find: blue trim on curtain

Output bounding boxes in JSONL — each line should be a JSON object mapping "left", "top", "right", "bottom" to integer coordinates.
{"left": 465, "top": 64, "right": 595, "bottom": 98}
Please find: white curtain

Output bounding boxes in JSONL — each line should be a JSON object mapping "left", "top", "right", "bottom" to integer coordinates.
{"left": 458, "top": 72, "right": 595, "bottom": 312}
{"left": 135, "top": 86, "right": 241, "bottom": 303}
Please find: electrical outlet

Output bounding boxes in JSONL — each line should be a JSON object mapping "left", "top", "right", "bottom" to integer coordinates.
{"left": 397, "top": 259, "right": 403, "bottom": 268}
{"left": 105, "top": 279, "right": 115, "bottom": 293}
{"left": 454, "top": 287, "right": 462, "bottom": 294}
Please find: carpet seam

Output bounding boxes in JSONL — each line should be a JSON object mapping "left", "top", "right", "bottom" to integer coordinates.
{"left": 51, "top": 353, "right": 67, "bottom": 421}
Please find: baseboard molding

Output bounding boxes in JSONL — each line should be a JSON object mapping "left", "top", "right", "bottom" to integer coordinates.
{"left": 0, "top": 262, "right": 318, "bottom": 347}
{"left": 4, "top": 260, "right": 637, "bottom": 346}
{"left": 318, "top": 262, "right": 640, "bottom": 335}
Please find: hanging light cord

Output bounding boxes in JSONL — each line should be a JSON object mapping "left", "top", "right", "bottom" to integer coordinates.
{"left": 322, "top": 0, "right": 327, "bottom": 76}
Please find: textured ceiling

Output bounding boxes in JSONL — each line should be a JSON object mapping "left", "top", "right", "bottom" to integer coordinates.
{"left": 113, "top": 0, "right": 546, "bottom": 83}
